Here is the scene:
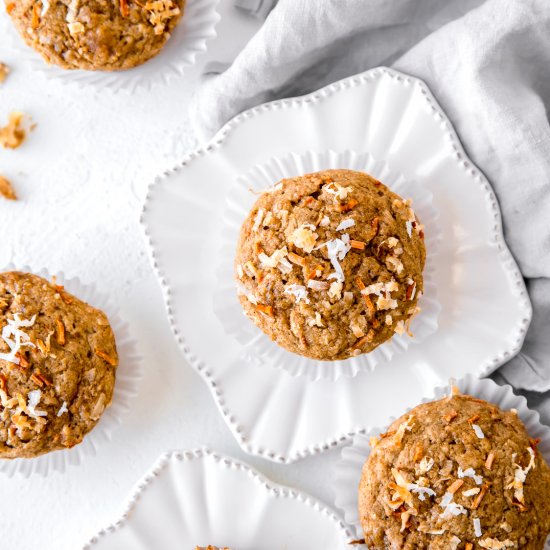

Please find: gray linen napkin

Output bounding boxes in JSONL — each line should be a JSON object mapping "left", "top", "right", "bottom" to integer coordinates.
{"left": 192, "top": 0, "right": 550, "bottom": 416}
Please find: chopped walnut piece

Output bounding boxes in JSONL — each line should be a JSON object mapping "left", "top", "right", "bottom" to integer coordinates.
{"left": 0, "top": 176, "right": 17, "bottom": 200}
{"left": 0, "top": 112, "right": 29, "bottom": 149}
{"left": 0, "top": 62, "right": 9, "bottom": 84}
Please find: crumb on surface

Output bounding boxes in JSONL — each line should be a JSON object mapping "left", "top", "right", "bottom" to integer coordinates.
{"left": 0, "top": 112, "right": 31, "bottom": 149}
{"left": 0, "top": 175, "right": 17, "bottom": 200}
{"left": 0, "top": 62, "right": 9, "bottom": 84}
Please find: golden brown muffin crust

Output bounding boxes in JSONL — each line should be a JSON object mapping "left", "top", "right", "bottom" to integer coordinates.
{"left": 0, "top": 271, "right": 118, "bottom": 458}
{"left": 359, "top": 394, "right": 550, "bottom": 549}
{"left": 6, "top": 0, "right": 185, "bottom": 71}
{"left": 235, "top": 169, "right": 426, "bottom": 361}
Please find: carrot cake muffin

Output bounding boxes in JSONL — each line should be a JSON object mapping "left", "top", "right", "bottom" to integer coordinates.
{"left": 359, "top": 391, "right": 550, "bottom": 549}
{"left": 0, "top": 271, "right": 118, "bottom": 458}
{"left": 235, "top": 169, "right": 426, "bottom": 361}
{"left": 5, "top": 0, "right": 185, "bottom": 71}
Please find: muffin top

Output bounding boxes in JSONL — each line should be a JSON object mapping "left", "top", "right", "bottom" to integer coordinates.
{"left": 235, "top": 169, "right": 426, "bottom": 361}
{"left": 359, "top": 392, "right": 550, "bottom": 549}
{"left": 6, "top": 0, "right": 185, "bottom": 71}
{"left": 0, "top": 271, "right": 118, "bottom": 458}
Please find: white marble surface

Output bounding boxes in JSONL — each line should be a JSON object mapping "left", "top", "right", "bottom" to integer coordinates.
{"left": 0, "top": 12, "right": 340, "bottom": 550}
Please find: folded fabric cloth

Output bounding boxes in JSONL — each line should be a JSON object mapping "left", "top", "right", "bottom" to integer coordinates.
{"left": 192, "top": 0, "right": 550, "bottom": 412}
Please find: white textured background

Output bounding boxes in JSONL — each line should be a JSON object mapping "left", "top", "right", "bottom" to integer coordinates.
{"left": 0, "top": 9, "right": 340, "bottom": 550}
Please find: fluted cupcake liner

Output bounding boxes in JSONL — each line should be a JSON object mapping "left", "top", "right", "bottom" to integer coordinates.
{"left": 2, "top": 0, "right": 220, "bottom": 93}
{"left": 0, "top": 266, "right": 143, "bottom": 477}
{"left": 333, "top": 374, "right": 550, "bottom": 543}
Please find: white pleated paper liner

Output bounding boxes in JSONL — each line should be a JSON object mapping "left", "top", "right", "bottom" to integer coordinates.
{"left": 333, "top": 374, "right": 550, "bottom": 543}
{"left": 213, "top": 150, "right": 442, "bottom": 382}
{"left": 2, "top": 0, "right": 220, "bottom": 93}
{"left": 0, "top": 266, "right": 143, "bottom": 477}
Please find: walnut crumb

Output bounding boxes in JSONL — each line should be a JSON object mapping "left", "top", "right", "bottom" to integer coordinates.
{"left": 0, "top": 112, "right": 30, "bottom": 149}
{"left": 0, "top": 176, "right": 17, "bottom": 201}
{"left": 0, "top": 62, "right": 9, "bottom": 84}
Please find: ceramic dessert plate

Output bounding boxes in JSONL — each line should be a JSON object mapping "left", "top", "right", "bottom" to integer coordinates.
{"left": 83, "top": 448, "right": 352, "bottom": 549}
{"left": 142, "top": 67, "right": 531, "bottom": 463}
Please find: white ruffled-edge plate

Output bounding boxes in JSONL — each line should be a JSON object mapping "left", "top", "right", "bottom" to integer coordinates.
{"left": 83, "top": 448, "right": 353, "bottom": 550}
{"left": 213, "top": 149, "right": 442, "bottom": 381}
{"left": 1, "top": 0, "right": 220, "bottom": 93}
{"left": 141, "top": 66, "right": 531, "bottom": 463}
{"left": 333, "top": 374, "right": 550, "bottom": 547}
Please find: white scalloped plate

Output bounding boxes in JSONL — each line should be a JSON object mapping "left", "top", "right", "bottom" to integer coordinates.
{"left": 141, "top": 67, "right": 531, "bottom": 463}
{"left": 83, "top": 448, "right": 352, "bottom": 550}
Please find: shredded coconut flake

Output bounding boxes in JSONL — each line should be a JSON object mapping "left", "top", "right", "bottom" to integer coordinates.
{"left": 418, "top": 456, "right": 434, "bottom": 473}
{"left": 237, "top": 283, "right": 257, "bottom": 305}
{"left": 508, "top": 447, "right": 536, "bottom": 504}
{"left": 405, "top": 220, "right": 413, "bottom": 237}
{"left": 439, "top": 492, "right": 467, "bottom": 518}
{"left": 407, "top": 483, "right": 436, "bottom": 502}
{"left": 307, "top": 312, "right": 324, "bottom": 328}
{"left": 57, "top": 401, "right": 68, "bottom": 417}
{"left": 328, "top": 281, "right": 343, "bottom": 300}
{"left": 27, "top": 389, "right": 47, "bottom": 418}
{"left": 462, "top": 487, "right": 481, "bottom": 497}
{"left": 307, "top": 279, "right": 329, "bottom": 291}
{"left": 322, "top": 234, "right": 351, "bottom": 282}
{"left": 449, "top": 536, "right": 461, "bottom": 550}
{"left": 474, "top": 518, "right": 482, "bottom": 537}
{"left": 323, "top": 182, "right": 352, "bottom": 201}
{"left": 284, "top": 284, "right": 309, "bottom": 304}
{"left": 289, "top": 224, "right": 318, "bottom": 253}
{"left": 0, "top": 314, "right": 37, "bottom": 365}
{"left": 319, "top": 215, "right": 330, "bottom": 227}
{"left": 472, "top": 423, "right": 485, "bottom": 439}
{"left": 458, "top": 466, "right": 483, "bottom": 485}
{"left": 478, "top": 538, "right": 516, "bottom": 549}
{"left": 336, "top": 218, "right": 355, "bottom": 231}
{"left": 376, "top": 296, "right": 398, "bottom": 310}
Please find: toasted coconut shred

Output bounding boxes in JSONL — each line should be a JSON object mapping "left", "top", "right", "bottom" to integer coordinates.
{"left": 0, "top": 314, "right": 37, "bottom": 365}
{"left": 507, "top": 447, "right": 536, "bottom": 505}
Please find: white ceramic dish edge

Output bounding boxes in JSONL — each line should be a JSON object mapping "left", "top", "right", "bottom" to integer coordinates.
{"left": 140, "top": 66, "right": 532, "bottom": 463}
{"left": 82, "top": 447, "right": 354, "bottom": 549}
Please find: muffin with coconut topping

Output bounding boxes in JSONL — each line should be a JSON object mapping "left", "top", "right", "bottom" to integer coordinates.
{"left": 0, "top": 271, "right": 118, "bottom": 458}
{"left": 5, "top": 0, "right": 185, "bottom": 71}
{"left": 234, "top": 169, "right": 426, "bottom": 361}
{"left": 358, "top": 390, "right": 550, "bottom": 549}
